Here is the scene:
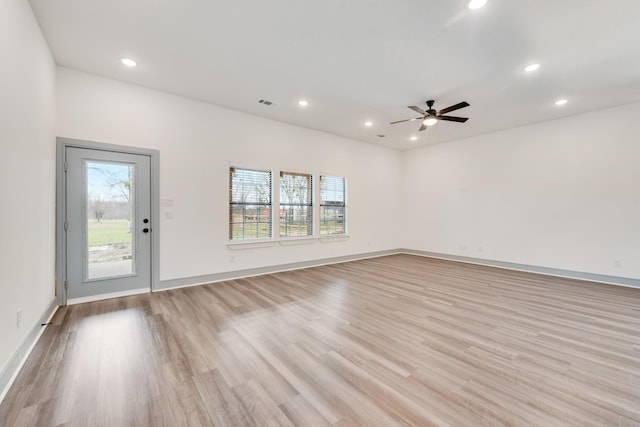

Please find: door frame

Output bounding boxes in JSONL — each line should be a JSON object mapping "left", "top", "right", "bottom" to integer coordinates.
{"left": 56, "top": 137, "right": 160, "bottom": 305}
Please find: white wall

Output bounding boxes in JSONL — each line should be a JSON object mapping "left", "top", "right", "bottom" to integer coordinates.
{"left": 56, "top": 68, "right": 403, "bottom": 282}
{"left": 402, "top": 102, "right": 640, "bottom": 280}
{"left": 1, "top": 12, "right": 638, "bottom": 385}
{"left": 0, "top": 0, "right": 56, "bottom": 376}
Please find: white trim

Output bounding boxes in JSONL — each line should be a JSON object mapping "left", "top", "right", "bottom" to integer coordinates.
{"left": 56, "top": 137, "right": 160, "bottom": 304}
{"left": 67, "top": 287, "right": 149, "bottom": 305}
{"left": 278, "top": 237, "right": 317, "bottom": 246}
{"left": 228, "top": 165, "right": 275, "bottom": 245}
{"left": 227, "top": 235, "right": 347, "bottom": 246}
{"left": 227, "top": 240, "right": 276, "bottom": 249}
{"left": 0, "top": 300, "right": 58, "bottom": 404}
{"left": 277, "top": 169, "right": 314, "bottom": 240}
{"left": 319, "top": 235, "right": 349, "bottom": 242}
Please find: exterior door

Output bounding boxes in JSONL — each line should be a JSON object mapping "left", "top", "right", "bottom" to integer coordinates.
{"left": 65, "top": 147, "right": 152, "bottom": 301}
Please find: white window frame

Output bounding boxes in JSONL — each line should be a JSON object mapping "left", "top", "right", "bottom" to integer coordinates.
{"left": 319, "top": 175, "right": 347, "bottom": 237}
{"left": 228, "top": 166, "right": 273, "bottom": 242}
{"left": 279, "top": 170, "right": 313, "bottom": 239}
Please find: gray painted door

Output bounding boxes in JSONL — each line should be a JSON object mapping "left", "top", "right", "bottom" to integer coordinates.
{"left": 66, "top": 147, "right": 152, "bottom": 300}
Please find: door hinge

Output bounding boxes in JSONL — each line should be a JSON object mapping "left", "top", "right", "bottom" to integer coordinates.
{"left": 64, "top": 280, "right": 68, "bottom": 290}
{"left": 64, "top": 221, "right": 68, "bottom": 231}
{"left": 64, "top": 162, "right": 68, "bottom": 172}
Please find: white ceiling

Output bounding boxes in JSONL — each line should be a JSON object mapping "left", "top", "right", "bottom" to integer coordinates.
{"left": 29, "top": 0, "right": 640, "bottom": 150}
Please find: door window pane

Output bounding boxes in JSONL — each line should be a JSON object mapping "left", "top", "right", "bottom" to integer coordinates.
{"left": 86, "top": 161, "right": 135, "bottom": 279}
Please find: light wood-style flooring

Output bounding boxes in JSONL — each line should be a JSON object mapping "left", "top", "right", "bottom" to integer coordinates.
{"left": 1, "top": 254, "right": 639, "bottom": 426}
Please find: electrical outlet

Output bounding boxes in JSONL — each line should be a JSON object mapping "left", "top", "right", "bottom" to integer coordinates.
{"left": 460, "top": 245, "right": 468, "bottom": 251}
{"left": 17, "top": 309, "right": 22, "bottom": 328}
{"left": 614, "top": 260, "right": 622, "bottom": 268}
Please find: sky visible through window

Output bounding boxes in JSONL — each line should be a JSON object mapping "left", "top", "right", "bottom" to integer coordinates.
{"left": 87, "top": 161, "right": 132, "bottom": 202}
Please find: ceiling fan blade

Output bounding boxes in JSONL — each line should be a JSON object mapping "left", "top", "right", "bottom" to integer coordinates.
{"left": 437, "top": 116, "right": 468, "bottom": 123}
{"left": 408, "top": 106, "right": 426, "bottom": 115}
{"left": 390, "top": 117, "right": 422, "bottom": 124}
{"left": 438, "top": 101, "right": 470, "bottom": 115}
{"left": 418, "top": 123, "right": 427, "bottom": 131}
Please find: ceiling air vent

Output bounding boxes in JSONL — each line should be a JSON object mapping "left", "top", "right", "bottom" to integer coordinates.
{"left": 258, "top": 99, "right": 274, "bottom": 106}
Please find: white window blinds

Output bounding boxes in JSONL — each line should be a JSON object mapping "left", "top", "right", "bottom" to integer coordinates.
{"left": 319, "top": 175, "right": 346, "bottom": 235}
{"left": 279, "top": 171, "right": 313, "bottom": 237}
{"left": 229, "top": 167, "right": 272, "bottom": 240}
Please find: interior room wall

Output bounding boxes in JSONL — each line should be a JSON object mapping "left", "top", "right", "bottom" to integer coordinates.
{"left": 55, "top": 67, "right": 404, "bottom": 283}
{"left": 402, "top": 102, "right": 640, "bottom": 280}
{"left": 0, "top": 0, "right": 56, "bottom": 380}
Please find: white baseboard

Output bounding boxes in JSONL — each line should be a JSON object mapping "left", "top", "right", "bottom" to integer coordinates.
{"left": 0, "top": 299, "right": 58, "bottom": 404}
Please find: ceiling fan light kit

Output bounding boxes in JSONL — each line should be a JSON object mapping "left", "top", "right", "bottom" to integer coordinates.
{"left": 423, "top": 117, "right": 438, "bottom": 127}
{"left": 468, "top": 0, "right": 488, "bottom": 10}
{"left": 391, "top": 99, "right": 470, "bottom": 132}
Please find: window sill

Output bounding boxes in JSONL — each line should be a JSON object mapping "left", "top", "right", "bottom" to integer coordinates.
{"left": 279, "top": 237, "right": 317, "bottom": 246}
{"left": 319, "top": 234, "right": 349, "bottom": 242}
{"left": 227, "top": 240, "right": 276, "bottom": 250}
{"left": 227, "top": 235, "right": 347, "bottom": 249}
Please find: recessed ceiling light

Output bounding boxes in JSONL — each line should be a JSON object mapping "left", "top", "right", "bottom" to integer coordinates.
{"left": 121, "top": 58, "right": 137, "bottom": 67}
{"left": 410, "top": 136, "right": 418, "bottom": 141}
{"left": 298, "top": 100, "right": 308, "bottom": 107}
{"left": 468, "top": 0, "right": 488, "bottom": 10}
{"left": 364, "top": 121, "right": 373, "bottom": 127}
{"left": 524, "top": 63, "right": 540, "bottom": 72}
{"left": 555, "top": 99, "right": 568, "bottom": 106}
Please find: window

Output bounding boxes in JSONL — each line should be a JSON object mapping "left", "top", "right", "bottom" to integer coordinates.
{"left": 279, "top": 171, "right": 312, "bottom": 237}
{"left": 320, "top": 175, "right": 346, "bottom": 235}
{"left": 229, "top": 167, "right": 272, "bottom": 240}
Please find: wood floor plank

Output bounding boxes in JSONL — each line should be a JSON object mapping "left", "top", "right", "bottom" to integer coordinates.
{"left": 278, "top": 394, "right": 332, "bottom": 427}
{"left": 1, "top": 254, "right": 639, "bottom": 426}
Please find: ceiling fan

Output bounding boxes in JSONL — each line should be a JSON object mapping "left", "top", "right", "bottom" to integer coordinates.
{"left": 391, "top": 100, "right": 470, "bottom": 131}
